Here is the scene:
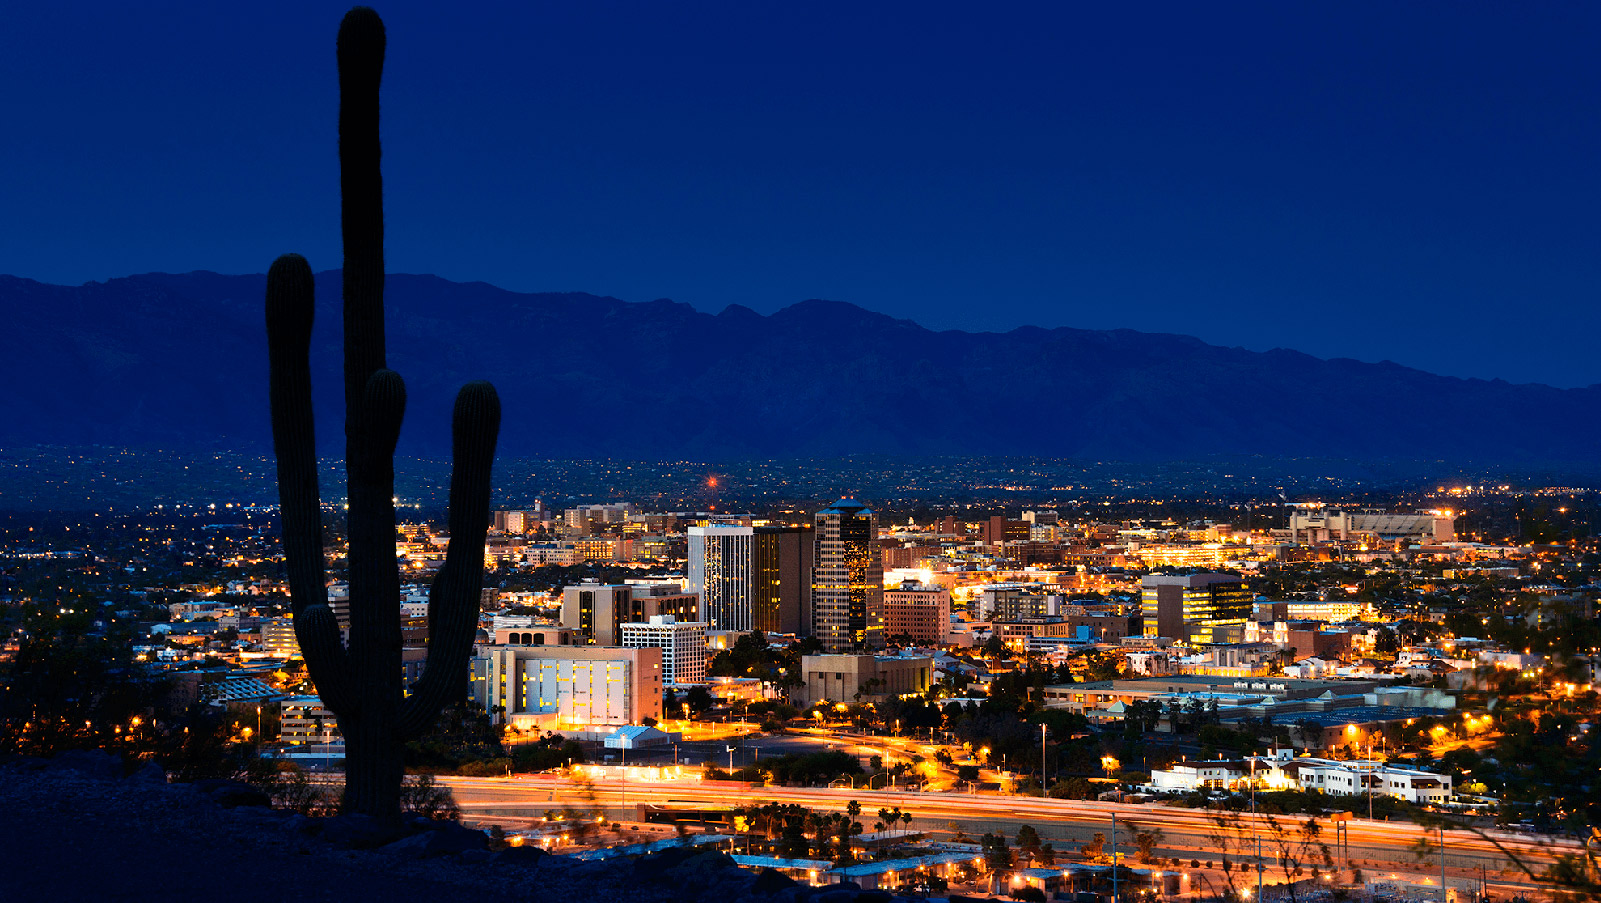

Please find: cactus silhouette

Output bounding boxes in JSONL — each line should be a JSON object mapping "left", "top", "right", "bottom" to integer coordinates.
{"left": 265, "top": 6, "right": 500, "bottom": 821}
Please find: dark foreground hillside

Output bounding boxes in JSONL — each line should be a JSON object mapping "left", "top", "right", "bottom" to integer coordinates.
{"left": 0, "top": 770, "right": 557, "bottom": 902}
{"left": 0, "top": 764, "right": 788, "bottom": 903}
{"left": 0, "top": 758, "right": 925, "bottom": 903}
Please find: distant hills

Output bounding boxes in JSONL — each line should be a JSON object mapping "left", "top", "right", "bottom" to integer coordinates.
{"left": 5, "top": 269, "right": 1598, "bottom": 464}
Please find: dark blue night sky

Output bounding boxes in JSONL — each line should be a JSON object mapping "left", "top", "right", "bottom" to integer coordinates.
{"left": 4, "top": 2, "right": 1598, "bottom": 386}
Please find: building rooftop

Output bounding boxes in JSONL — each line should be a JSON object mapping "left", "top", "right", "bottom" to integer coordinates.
{"left": 1228, "top": 704, "right": 1453, "bottom": 728}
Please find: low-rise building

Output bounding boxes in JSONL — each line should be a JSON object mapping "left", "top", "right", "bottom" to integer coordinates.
{"left": 280, "top": 696, "right": 340, "bottom": 745}
{"left": 1147, "top": 751, "right": 1453, "bottom": 804}
{"left": 1267, "top": 756, "right": 1454, "bottom": 805}
{"left": 882, "top": 581, "right": 950, "bottom": 644}
{"left": 1148, "top": 759, "right": 1247, "bottom": 793}
{"left": 524, "top": 542, "right": 577, "bottom": 566}
{"left": 471, "top": 644, "right": 663, "bottom": 730}
{"left": 493, "top": 625, "right": 575, "bottom": 646}
{"left": 793, "top": 653, "right": 933, "bottom": 707}
{"left": 261, "top": 617, "right": 300, "bottom": 659}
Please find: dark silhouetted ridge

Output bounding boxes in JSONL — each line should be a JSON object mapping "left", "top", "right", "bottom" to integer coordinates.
{"left": 4, "top": 269, "right": 1598, "bottom": 463}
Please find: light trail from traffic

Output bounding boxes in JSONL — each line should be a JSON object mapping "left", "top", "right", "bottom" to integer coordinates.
{"left": 442, "top": 772, "right": 1576, "bottom": 896}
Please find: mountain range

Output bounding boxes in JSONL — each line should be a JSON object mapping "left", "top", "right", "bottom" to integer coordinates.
{"left": 5, "top": 269, "right": 1597, "bottom": 465}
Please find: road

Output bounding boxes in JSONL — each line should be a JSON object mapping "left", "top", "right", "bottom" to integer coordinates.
{"left": 442, "top": 772, "right": 1577, "bottom": 896}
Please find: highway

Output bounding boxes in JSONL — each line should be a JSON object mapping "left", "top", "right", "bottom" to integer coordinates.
{"left": 442, "top": 773, "right": 1577, "bottom": 895}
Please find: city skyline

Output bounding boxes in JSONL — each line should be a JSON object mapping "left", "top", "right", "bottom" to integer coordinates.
{"left": 3, "top": 4, "right": 1599, "bottom": 898}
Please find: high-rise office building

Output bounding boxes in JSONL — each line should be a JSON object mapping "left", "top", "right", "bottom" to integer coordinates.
{"left": 560, "top": 581, "right": 699, "bottom": 645}
{"left": 561, "top": 582, "right": 632, "bottom": 646}
{"left": 1140, "top": 573, "right": 1252, "bottom": 644}
{"left": 687, "top": 524, "right": 755, "bottom": 632}
{"left": 621, "top": 615, "right": 708, "bottom": 686}
{"left": 754, "top": 524, "right": 814, "bottom": 636}
{"left": 812, "top": 499, "right": 882, "bottom": 653}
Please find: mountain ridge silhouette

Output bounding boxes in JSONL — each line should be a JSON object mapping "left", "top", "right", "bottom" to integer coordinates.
{"left": 5, "top": 269, "right": 1593, "bottom": 463}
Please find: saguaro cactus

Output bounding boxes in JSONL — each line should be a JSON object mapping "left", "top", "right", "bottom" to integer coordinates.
{"left": 265, "top": 6, "right": 500, "bottom": 821}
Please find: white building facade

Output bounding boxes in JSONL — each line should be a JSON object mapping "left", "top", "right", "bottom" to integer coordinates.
{"left": 687, "top": 524, "right": 754, "bottom": 632}
{"left": 1147, "top": 751, "right": 1453, "bottom": 805}
{"left": 471, "top": 645, "right": 663, "bottom": 729}
{"left": 621, "top": 615, "right": 708, "bottom": 686}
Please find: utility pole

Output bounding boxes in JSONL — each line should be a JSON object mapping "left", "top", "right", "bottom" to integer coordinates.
{"left": 1367, "top": 742, "right": 1375, "bottom": 822}
{"left": 1111, "top": 812, "right": 1119, "bottom": 903}
{"left": 1041, "top": 724, "right": 1048, "bottom": 793}
{"left": 1440, "top": 824, "right": 1447, "bottom": 903}
{"left": 1250, "top": 755, "right": 1256, "bottom": 817}
{"left": 1256, "top": 833, "right": 1264, "bottom": 903}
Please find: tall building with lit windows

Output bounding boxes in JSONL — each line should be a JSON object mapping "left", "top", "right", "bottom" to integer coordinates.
{"left": 1140, "top": 573, "right": 1252, "bottom": 645}
{"left": 621, "top": 615, "right": 708, "bottom": 686}
{"left": 754, "top": 524, "right": 814, "bottom": 636}
{"left": 812, "top": 499, "right": 882, "bottom": 653}
{"left": 687, "top": 524, "right": 755, "bottom": 632}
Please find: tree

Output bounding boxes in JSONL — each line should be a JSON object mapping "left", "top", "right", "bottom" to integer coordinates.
{"left": 1016, "top": 824, "right": 1042, "bottom": 857}
{"left": 1207, "top": 811, "right": 1333, "bottom": 903}
{"left": 265, "top": 8, "right": 500, "bottom": 823}
{"left": 684, "top": 685, "right": 714, "bottom": 714}
{"left": 1261, "top": 816, "right": 1334, "bottom": 903}
{"left": 983, "top": 832, "right": 1014, "bottom": 872}
{"left": 778, "top": 808, "right": 811, "bottom": 858}
{"left": 1133, "top": 825, "right": 1163, "bottom": 864}
{"left": 1049, "top": 777, "right": 1096, "bottom": 799}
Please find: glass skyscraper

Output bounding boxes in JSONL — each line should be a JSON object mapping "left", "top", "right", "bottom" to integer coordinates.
{"left": 812, "top": 499, "right": 882, "bottom": 652}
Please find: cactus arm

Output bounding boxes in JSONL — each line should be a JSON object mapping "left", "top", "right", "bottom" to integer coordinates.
{"left": 296, "top": 604, "right": 355, "bottom": 714}
{"left": 265, "top": 253, "right": 325, "bottom": 614}
{"left": 399, "top": 382, "right": 500, "bottom": 739}
{"left": 266, "top": 253, "right": 353, "bottom": 712}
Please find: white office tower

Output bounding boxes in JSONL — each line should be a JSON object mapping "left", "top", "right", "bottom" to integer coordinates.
{"left": 686, "top": 524, "right": 755, "bottom": 632}
{"left": 621, "top": 615, "right": 708, "bottom": 685}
